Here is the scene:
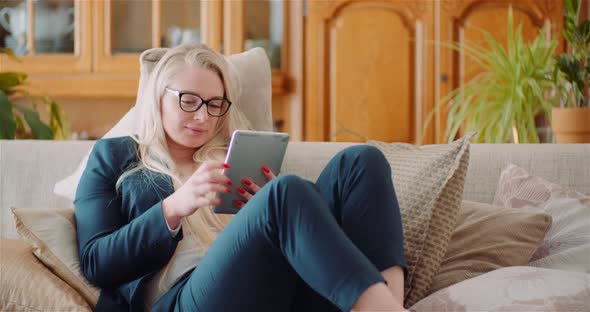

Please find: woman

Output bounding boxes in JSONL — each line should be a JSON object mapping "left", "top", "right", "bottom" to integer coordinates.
{"left": 75, "top": 43, "right": 407, "bottom": 312}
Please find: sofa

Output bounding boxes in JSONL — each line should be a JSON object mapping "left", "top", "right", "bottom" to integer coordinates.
{"left": 1, "top": 139, "right": 588, "bottom": 311}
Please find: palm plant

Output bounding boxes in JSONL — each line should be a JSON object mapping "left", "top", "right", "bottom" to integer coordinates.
{"left": 551, "top": 0, "right": 590, "bottom": 108}
{"left": 427, "top": 7, "right": 557, "bottom": 143}
{"left": 0, "top": 48, "right": 69, "bottom": 139}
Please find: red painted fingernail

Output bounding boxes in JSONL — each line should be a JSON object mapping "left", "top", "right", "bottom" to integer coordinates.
{"left": 243, "top": 178, "right": 252, "bottom": 186}
{"left": 262, "top": 165, "right": 270, "bottom": 173}
{"left": 226, "top": 187, "right": 232, "bottom": 193}
{"left": 233, "top": 200, "right": 243, "bottom": 207}
{"left": 223, "top": 163, "right": 231, "bottom": 168}
{"left": 227, "top": 180, "right": 233, "bottom": 186}
{"left": 237, "top": 187, "right": 245, "bottom": 194}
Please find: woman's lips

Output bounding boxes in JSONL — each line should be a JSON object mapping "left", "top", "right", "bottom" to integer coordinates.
{"left": 185, "top": 126, "right": 207, "bottom": 134}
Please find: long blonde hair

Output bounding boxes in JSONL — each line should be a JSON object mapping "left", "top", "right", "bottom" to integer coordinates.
{"left": 116, "top": 43, "right": 252, "bottom": 249}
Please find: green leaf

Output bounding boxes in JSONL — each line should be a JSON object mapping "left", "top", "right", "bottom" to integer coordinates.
{"left": 0, "top": 90, "right": 16, "bottom": 139}
{"left": 0, "top": 48, "right": 21, "bottom": 62}
{"left": 15, "top": 106, "right": 53, "bottom": 139}
{"left": 565, "top": 0, "right": 575, "bottom": 15}
{"left": 0, "top": 72, "right": 27, "bottom": 93}
{"left": 44, "top": 96, "right": 70, "bottom": 140}
{"left": 13, "top": 114, "right": 25, "bottom": 139}
{"left": 580, "top": 20, "right": 590, "bottom": 43}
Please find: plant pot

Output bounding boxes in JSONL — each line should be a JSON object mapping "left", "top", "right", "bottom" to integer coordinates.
{"left": 552, "top": 107, "right": 590, "bottom": 143}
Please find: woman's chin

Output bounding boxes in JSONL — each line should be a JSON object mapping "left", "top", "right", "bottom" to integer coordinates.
{"left": 179, "top": 133, "right": 211, "bottom": 149}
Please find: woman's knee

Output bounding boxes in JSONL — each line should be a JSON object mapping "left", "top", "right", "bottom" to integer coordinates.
{"left": 256, "top": 175, "right": 321, "bottom": 221}
{"left": 266, "top": 175, "right": 317, "bottom": 207}
{"left": 266, "top": 174, "right": 311, "bottom": 195}
{"left": 339, "top": 145, "right": 390, "bottom": 171}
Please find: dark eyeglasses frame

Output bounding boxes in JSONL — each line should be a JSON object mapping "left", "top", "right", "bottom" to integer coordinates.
{"left": 165, "top": 87, "right": 232, "bottom": 117}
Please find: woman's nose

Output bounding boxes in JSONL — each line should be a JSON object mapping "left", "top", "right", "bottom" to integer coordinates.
{"left": 193, "top": 104, "right": 209, "bottom": 120}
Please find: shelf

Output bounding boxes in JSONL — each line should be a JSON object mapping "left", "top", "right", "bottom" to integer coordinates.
{"left": 25, "top": 71, "right": 290, "bottom": 99}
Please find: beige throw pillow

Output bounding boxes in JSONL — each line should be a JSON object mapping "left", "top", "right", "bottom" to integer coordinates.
{"left": 11, "top": 207, "right": 100, "bottom": 308}
{"left": 54, "top": 47, "right": 273, "bottom": 201}
{"left": 0, "top": 239, "right": 91, "bottom": 312}
{"left": 366, "top": 133, "right": 473, "bottom": 307}
{"left": 428, "top": 200, "right": 552, "bottom": 294}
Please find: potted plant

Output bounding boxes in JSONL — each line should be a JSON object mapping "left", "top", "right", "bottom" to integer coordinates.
{"left": 551, "top": 0, "right": 590, "bottom": 143}
{"left": 0, "top": 48, "right": 69, "bottom": 139}
{"left": 426, "top": 7, "right": 557, "bottom": 143}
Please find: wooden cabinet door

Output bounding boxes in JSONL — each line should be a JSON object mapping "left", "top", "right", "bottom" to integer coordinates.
{"left": 0, "top": 0, "right": 91, "bottom": 74}
{"left": 305, "top": 0, "right": 435, "bottom": 142}
{"left": 223, "top": 0, "right": 290, "bottom": 94}
{"left": 436, "top": 0, "right": 564, "bottom": 143}
{"left": 92, "top": 0, "right": 222, "bottom": 97}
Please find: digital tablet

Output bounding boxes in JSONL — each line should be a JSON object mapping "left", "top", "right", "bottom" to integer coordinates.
{"left": 214, "top": 130, "right": 289, "bottom": 214}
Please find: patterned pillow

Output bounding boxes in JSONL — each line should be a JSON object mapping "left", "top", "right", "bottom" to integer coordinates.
{"left": 367, "top": 133, "right": 472, "bottom": 307}
{"left": 493, "top": 164, "right": 590, "bottom": 273}
{"left": 0, "top": 239, "right": 91, "bottom": 312}
{"left": 411, "top": 266, "right": 589, "bottom": 312}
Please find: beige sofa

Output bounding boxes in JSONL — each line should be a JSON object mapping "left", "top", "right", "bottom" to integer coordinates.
{"left": 1, "top": 140, "right": 589, "bottom": 311}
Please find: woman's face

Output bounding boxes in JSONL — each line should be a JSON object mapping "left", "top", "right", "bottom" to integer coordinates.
{"left": 161, "top": 64, "right": 225, "bottom": 152}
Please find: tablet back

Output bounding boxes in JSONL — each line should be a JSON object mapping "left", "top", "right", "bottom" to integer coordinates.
{"left": 215, "top": 130, "right": 289, "bottom": 214}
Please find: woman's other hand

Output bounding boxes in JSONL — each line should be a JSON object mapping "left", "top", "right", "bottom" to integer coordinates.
{"left": 162, "top": 161, "right": 233, "bottom": 229}
{"left": 233, "top": 164, "right": 276, "bottom": 209}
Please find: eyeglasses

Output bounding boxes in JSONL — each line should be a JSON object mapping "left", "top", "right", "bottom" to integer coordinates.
{"left": 165, "top": 87, "right": 232, "bottom": 117}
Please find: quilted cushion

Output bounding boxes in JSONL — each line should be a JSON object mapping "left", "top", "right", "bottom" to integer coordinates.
{"left": 366, "top": 133, "right": 472, "bottom": 306}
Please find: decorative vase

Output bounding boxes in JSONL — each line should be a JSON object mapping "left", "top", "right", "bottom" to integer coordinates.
{"left": 552, "top": 107, "right": 590, "bottom": 143}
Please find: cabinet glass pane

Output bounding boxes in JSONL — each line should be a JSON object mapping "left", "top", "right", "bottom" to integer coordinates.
{"left": 0, "top": 0, "right": 28, "bottom": 55}
{"left": 111, "top": 0, "right": 151, "bottom": 53}
{"left": 244, "top": 0, "right": 282, "bottom": 69}
{"left": 161, "top": 0, "right": 201, "bottom": 48}
{"left": 34, "top": 0, "right": 75, "bottom": 54}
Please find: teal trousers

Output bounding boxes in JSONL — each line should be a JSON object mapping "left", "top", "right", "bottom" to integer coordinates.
{"left": 154, "top": 145, "right": 407, "bottom": 312}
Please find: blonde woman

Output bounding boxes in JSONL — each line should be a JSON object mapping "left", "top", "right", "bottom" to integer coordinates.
{"left": 75, "top": 44, "right": 407, "bottom": 312}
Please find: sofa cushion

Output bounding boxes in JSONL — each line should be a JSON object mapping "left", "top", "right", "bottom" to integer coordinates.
{"left": 411, "top": 266, "right": 590, "bottom": 312}
{"left": 493, "top": 163, "right": 590, "bottom": 273}
{"left": 53, "top": 46, "right": 273, "bottom": 202}
{"left": 0, "top": 239, "right": 91, "bottom": 312}
{"left": 366, "top": 133, "right": 472, "bottom": 307}
{"left": 11, "top": 207, "right": 100, "bottom": 308}
{"left": 429, "top": 200, "right": 552, "bottom": 294}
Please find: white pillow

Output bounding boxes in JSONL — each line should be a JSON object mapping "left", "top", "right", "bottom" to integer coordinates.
{"left": 54, "top": 47, "right": 273, "bottom": 201}
{"left": 411, "top": 266, "right": 589, "bottom": 311}
{"left": 493, "top": 163, "right": 590, "bottom": 273}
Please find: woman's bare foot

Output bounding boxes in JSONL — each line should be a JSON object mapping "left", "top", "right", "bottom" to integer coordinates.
{"left": 351, "top": 282, "right": 406, "bottom": 311}
{"left": 381, "top": 266, "right": 405, "bottom": 307}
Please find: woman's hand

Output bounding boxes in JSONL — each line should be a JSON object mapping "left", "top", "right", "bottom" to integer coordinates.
{"left": 162, "top": 161, "right": 233, "bottom": 229}
{"left": 233, "top": 164, "right": 276, "bottom": 208}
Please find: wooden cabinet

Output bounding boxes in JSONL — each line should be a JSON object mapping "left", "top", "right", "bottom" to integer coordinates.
{"left": 0, "top": 0, "right": 292, "bottom": 98}
{"left": 304, "top": 0, "right": 563, "bottom": 143}
{"left": 1, "top": 0, "right": 567, "bottom": 141}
